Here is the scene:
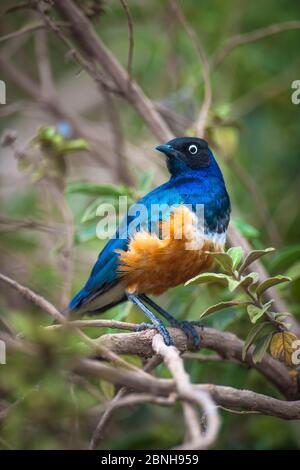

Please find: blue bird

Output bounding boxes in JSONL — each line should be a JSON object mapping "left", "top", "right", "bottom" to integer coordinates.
{"left": 68, "top": 137, "right": 230, "bottom": 349}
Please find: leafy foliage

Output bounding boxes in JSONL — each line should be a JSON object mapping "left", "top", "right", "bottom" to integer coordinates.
{"left": 186, "top": 246, "right": 294, "bottom": 365}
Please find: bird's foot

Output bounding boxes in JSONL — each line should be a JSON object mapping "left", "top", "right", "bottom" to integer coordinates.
{"left": 136, "top": 322, "right": 155, "bottom": 331}
{"left": 136, "top": 321, "right": 174, "bottom": 346}
{"left": 169, "top": 319, "right": 202, "bottom": 350}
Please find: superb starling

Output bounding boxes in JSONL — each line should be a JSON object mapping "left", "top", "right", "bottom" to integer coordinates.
{"left": 68, "top": 137, "right": 231, "bottom": 348}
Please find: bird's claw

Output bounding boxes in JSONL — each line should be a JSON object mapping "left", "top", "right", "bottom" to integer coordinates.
{"left": 170, "top": 319, "right": 201, "bottom": 350}
{"left": 136, "top": 322, "right": 155, "bottom": 331}
{"left": 137, "top": 321, "right": 174, "bottom": 346}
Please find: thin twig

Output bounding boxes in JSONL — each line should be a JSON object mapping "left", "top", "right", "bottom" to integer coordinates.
{"left": 152, "top": 335, "right": 220, "bottom": 450}
{"left": 217, "top": 147, "right": 282, "bottom": 247}
{"left": 47, "top": 319, "right": 140, "bottom": 331}
{"left": 0, "top": 272, "right": 65, "bottom": 323}
{"left": 119, "top": 0, "right": 134, "bottom": 87}
{"left": 212, "top": 20, "right": 300, "bottom": 69}
{"left": 51, "top": 0, "right": 173, "bottom": 142}
{"left": 0, "top": 21, "right": 68, "bottom": 44}
{"left": 170, "top": 0, "right": 211, "bottom": 137}
{"left": 88, "top": 354, "right": 163, "bottom": 449}
{"left": 0, "top": 215, "right": 57, "bottom": 234}
{"left": 184, "top": 352, "right": 233, "bottom": 363}
{"left": 0, "top": 272, "right": 143, "bottom": 373}
{"left": 35, "top": 27, "right": 55, "bottom": 96}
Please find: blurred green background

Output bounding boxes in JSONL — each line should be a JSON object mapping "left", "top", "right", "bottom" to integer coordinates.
{"left": 0, "top": 0, "right": 300, "bottom": 450}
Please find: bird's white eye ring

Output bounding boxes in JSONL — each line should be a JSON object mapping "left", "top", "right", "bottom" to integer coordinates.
{"left": 188, "top": 144, "right": 198, "bottom": 155}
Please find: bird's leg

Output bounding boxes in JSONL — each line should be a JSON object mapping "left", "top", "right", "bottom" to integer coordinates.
{"left": 126, "top": 292, "right": 174, "bottom": 346}
{"left": 140, "top": 294, "right": 202, "bottom": 350}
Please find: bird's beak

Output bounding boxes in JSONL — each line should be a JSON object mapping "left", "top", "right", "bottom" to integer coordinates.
{"left": 155, "top": 144, "right": 180, "bottom": 159}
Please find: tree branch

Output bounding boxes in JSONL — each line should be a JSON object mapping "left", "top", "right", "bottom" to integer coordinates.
{"left": 97, "top": 327, "right": 298, "bottom": 399}
{"left": 51, "top": 0, "right": 173, "bottom": 142}
{"left": 152, "top": 334, "right": 220, "bottom": 450}
{"left": 79, "top": 359, "right": 300, "bottom": 420}
{"left": 0, "top": 21, "right": 68, "bottom": 44}
{"left": 0, "top": 272, "right": 65, "bottom": 323}
{"left": 212, "top": 21, "right": 300, "bottom": 69}
{"left": 170, "top": 0, "right": 212, "bottom": 137}
{"left": 119, "top": 0, "right": 134, "bottom": 86}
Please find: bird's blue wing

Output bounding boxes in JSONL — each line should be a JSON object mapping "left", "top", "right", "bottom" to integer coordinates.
{"left": 69, "top": 180, "right": 183, "bottom": 310}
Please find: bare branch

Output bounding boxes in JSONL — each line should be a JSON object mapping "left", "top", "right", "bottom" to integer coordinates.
{"left": 184, "top": 352, "right": 234, "bottom": 363}
{"left": 198, "top": 384, "right": 300, "bottom": 420}
{"left": 212, "top": 21, "right": 300, "bottom": 69}
{"left": 0, "top": 272, "right": 139, "bottom": 372}
{"left": 0, "top": 215, "right": 57, "bottom": 234}
{"left": 48, "top": 319, "right": 141, "bottom": 331}
{"left": 0, "top": 331, "right": 36, "bottom": 356}
{"left": 35, "top": 27, "right": 55, "bottom": 96}
{"left": 51, "top": 0, "right": 173, "bottom": 142}
{"left": 3, "top": 331, "right": 299, "bottom": 422}
{"left": 0, "top": 21, "right": 68, "bottom": 44}
{"left": 0, "top": 272, "right": 65, "bottom": 323}
{"left": 0, "top": 55, "right": 118, "bottom": 170}
{"left": 170, "top": 0, "right": 211, "bottom": 137}
{"left": 79, "top": 359, "right": 300, "bottom": 420}
{"left": 119, "top": 0, "right": 134, "bottom": 86}
{"left": 88, "top": 355, "right": 163, "bottom": 449}
{"left": 152, "top": 335, "right": 220, "bottom": 450}
{"left": 97, "top": 327, "right": 298, "bottom": 399}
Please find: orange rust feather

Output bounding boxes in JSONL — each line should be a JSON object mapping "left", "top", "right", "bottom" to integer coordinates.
{"left": 116, "top": 206, "right": 223, "bottom": 295}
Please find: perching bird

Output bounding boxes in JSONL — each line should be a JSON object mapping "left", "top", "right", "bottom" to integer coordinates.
{"left": 68, "top": 137, "right": 230, "bottom": 348}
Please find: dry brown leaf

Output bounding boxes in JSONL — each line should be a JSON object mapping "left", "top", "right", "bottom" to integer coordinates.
{"left": 270, "top": 331, "right": 298, "bottom": 367}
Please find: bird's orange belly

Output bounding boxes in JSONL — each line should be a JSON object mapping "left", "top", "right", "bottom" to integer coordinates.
{"left": 116, "top": 206, "right": 224, "bottom": 295}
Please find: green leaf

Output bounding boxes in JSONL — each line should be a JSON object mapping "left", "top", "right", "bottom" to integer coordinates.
{"left": 242, "top": 322, "right": 271, "bottom": 360}
{"left": 269, "top": 244, "right": 300, "bottom": 272}
{"left": 37, "top": 126, "right": 56, "bottom": 141}
{"left": 199, "top": 300, "right": 249, "bottom": 319}
{"left": 228, "top": 273, "right": 259, "bottom": 292}
{"left": 228, "top": 278, "right": 240, "bottom": 292}
{"left": 59, "top": 139, "right": 89, "bottom": 154}
{"left": 81, "top": 198, "right": 120, "bottom": 223}
{"left": 66, "top": 182, "right": 132, "bottom": 197}
{"left": 100, "top": 380, "right": 115, "bottom": 400}
{"left": 285, "top": 261, "right": 300, "bottom": 281}
{"left": 50, "top": 134, "right": 64, "bottom": 149}
{"left": 81, "top": 198, "right": 103, "bottom": 223}
{"left": 256, "top": 276, "right": 291, "bottom": 299}
{"left": 227, "top": 246, "right": 244, "bottom": 270}
{"left": 233, "top": 218, "right": 260, "bottom": 239}
{"left": 75, "top": 222, "right": 98, "bottom": 243}
{"left": 247, "top": 301, "right": 273, "bottom": 324}
{"left": 239, "top": 272, "right": 259, "bottom": 288}
{"left": 238, "top": 247, "right": 275, "bottom": 274}
{"left": 206, "top": 252, "right": 233, "bottom": 273}
{"left": 185, "top": 272, "right": 229, "bottom": 286}
{"left": 271, "top": 312, "right": 291, "bottom": 321}
{"left": 252, "top": 333, "right": 273, "bottom": 363}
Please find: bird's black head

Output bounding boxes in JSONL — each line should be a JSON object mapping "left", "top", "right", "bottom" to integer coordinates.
{"left": 156, "top": 137, "right": 210, "bottom": 174}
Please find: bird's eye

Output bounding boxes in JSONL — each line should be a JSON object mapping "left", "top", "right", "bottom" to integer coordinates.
{"left": 188, "top": 144, "right": 198, "bottom": 155}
